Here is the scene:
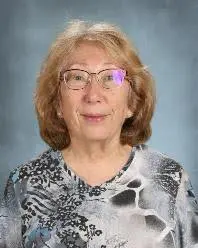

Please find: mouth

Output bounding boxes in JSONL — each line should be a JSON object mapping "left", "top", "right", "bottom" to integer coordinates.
{"left": 81, "top": 113, "right": 108, "bottom": 123}
{"left": 82, "top": 113, "right": 108, "bottom": 117}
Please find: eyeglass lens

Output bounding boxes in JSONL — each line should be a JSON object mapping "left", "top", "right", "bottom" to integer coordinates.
{"left": 63, "top": 69, "right": 126, "bottom": 89}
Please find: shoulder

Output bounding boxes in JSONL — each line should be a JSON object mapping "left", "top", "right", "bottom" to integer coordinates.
{"left": 135, "top": 144, "right": 184, "bottom": 198}
{"left": 9, "top": 148, "right": 61, "bottom": 184}
{"left": 135, "top": 144, "right": 183, "bottom": 175}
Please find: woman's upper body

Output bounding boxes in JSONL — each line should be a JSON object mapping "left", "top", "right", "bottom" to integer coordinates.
{"left": 1, "top": 144, "right": 198, "bottom": 248}
{"left": 0, "top": 20, "right": 198, "bottom": 247}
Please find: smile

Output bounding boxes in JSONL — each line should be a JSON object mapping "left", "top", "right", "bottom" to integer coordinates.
{"left": 81, "top": 114, "right": 108, "bottom": 123}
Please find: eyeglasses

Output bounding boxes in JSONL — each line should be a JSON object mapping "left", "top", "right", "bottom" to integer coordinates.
{"left": 60, "top": 68, "right": 127, "bottom": 90}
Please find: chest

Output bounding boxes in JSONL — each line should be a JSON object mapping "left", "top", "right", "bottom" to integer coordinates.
{"left": 20, "top": 180, "right": 176, "bottom": 248}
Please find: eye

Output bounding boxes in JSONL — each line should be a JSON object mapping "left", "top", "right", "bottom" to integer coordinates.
{"left": 100, "top": 69, "right": 126, "bottom": 87}
{"left": 70, "top": 72, "right": 87, "bottom": 82}
{"left": 72, "top": 74, "right": 82, "bottom": 80}
{"left": 102, "top": 74, "right": 114, "bottom": 82}
{"left": 105, "top": 75, "right": 113, "bottom": 81}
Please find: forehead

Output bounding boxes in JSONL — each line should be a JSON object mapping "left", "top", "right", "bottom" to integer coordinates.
{"left": 67, "top": 42, "right": 120, "bottom": 68}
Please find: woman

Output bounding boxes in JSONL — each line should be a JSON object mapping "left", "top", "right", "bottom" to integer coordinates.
{"left": 0, "top": 20, "right": 198, "bottom": 248}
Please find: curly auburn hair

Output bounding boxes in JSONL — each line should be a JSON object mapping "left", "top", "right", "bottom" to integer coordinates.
{"left": 34, "top": 20, "right": 156, "bottom": 150}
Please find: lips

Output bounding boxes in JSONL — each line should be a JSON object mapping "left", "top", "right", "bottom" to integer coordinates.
{"left": 81, "top": 113, "right": 108, "bottom": 123}
{"left": 81, "top": 113, "right": 108, "bottom": 117}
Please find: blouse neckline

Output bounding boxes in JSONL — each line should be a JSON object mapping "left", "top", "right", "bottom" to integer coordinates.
{"left": 56, "top": 146, "right": 136, "bottom": 189}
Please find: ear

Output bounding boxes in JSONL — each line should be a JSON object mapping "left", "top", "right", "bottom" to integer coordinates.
{"left": 57, "top": 97, "right": 63, "bottom": 118}
{"left": 126, "top": 86, "right": 133, "bottom": 118}
{"left": 126, "top": 109, "right": 133, "bottom": 119}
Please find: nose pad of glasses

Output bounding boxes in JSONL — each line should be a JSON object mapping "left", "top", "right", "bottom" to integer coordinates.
{"left": 87, "top": 73, "right": 100, "bottom": 85}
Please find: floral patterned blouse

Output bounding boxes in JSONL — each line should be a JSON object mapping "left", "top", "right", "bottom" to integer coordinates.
{"left": 0, "top": 144, "right": 198, "bottom": 248}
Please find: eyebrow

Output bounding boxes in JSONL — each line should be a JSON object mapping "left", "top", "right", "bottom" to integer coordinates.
{"left": 68, "top": 62, "right": 119, "bottom": 69}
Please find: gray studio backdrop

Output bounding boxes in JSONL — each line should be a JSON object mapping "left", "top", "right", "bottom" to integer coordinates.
{"left": 0, "top": 0, "right": 198, "bottom": 196}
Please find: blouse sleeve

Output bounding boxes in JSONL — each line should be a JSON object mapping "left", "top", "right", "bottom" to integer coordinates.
{"left": 0, "top": 174, "right": 23, "bottom": 248}
{"left": 175, "top": 170, "right": 198, "bottom": 248}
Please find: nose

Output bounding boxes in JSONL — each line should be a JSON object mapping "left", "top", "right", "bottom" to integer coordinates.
{"left": 83, "top": 74, "right": 103, "bottom": 104}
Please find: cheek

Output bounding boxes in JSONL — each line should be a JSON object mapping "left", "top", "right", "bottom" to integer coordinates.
{"left": 60, "top": 93, "right": 79, "bottom": 119}
{"left": 111, "top": 89, "right": 130, "bottom": 113}
{"left": 60, "top": 99, "right": 79, "bottom": 131}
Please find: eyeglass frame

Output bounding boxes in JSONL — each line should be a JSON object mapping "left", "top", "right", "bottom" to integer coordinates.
{"left": 59, "top": 68, "right": 132, "bottom": 90}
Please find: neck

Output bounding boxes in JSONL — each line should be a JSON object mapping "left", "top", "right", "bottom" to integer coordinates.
{"left": 61, "top": 137, "right": 131, "bottom": 166}
{"left": 61, "top": 138, "right": 132, "bottom": 187}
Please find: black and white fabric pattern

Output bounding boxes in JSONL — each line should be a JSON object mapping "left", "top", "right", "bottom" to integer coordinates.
{"left": 0, "top": 144, "right": 198, "bottom": 247}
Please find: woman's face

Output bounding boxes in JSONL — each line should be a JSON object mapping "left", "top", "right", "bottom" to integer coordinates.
{"left": 59, "top": 42, "right": 132, "bottom": 144}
